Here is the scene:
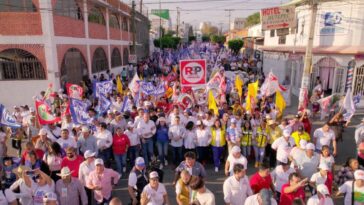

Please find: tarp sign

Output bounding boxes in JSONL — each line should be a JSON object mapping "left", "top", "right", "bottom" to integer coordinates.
{"left": 180, "top": 59, "right": 206, "bottom": 86}
{"left": 128, "top": 55, "right": 137, "bottom": 64}
{"left": 261, "top": 6, "right": 296, "bottom": 30}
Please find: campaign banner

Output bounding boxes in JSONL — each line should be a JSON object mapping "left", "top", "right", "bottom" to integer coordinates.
{"left": 35, "top": 101, "right": 61, "bottom": 125}
{"left": 96, "top": 95, "right": 111, "bottom": 115}
{"left": 140, "top": 82, "right": 166, "bottom": 96}
{"left": 66, "top": 83, "right": 84, "bottom": 100}
{"left": 69, "top": 99, "right": 92, "bottom": 125}
{"left": 180, "top": 59, "right": 207, "bottom": 87}
{"left": 0, "top": 104, "right": 21, "bottom": 128}
{"left": 94, "top": 80, "right": 113, "bottom": 98}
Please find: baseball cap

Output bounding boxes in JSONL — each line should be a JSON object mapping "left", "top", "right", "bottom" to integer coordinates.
{"left": 283, "top": 129, "right": 291, "bottom": 137}
{"left": 38, "top": 128, "right": 47, "bottom": 135}
{"left": 319, "top": 163, "right": 330, "bottom": 171}
{"left": 299, "top": 140, "right": 307, "bottom": 148}
{"left": 94, "top": 158, "right": 104, "bottom": 166}
{"left": 354, "top": 170, "right": 364, "bottom": 180}
{"left": 135, "top": 157, "right": 145, "bottom": 166}
{"left": 305, "top": 143, "right": 315, "bottom": 150}
{"left": 231, "top": 146, "right": 241, "bottom": 154}
{"left": 196, "top": 120, "right": 202, "bottom": 126}
{"left": 84, "top": 150, "right": 96, "bottom": 159}
{"left": 43, "top": 192, "right": 57, "bottom": 202}
{"left": 317, "top": 184, "right": 329, "bottom": 195}
{"left": 81, "top": 126, "right": 90, "bottom": 132}
{"left": 149, "top": 171, "right": 159, "bottom": 179}
{"left": 127, "top": 121, "right": 134, "bottom": 128}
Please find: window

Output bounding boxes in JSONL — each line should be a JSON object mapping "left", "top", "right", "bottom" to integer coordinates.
{"left": 92, "top": 48, "right": 108, "bottom": 73}
{"left": 109, "top": 14, "right": 120, "bottom": 29}
{"left": 122, "top": 17, "right": 128, "bottom": 31}
{"left": 111, "top": 48, "right": 121, "bottom": 68}
{"left": 123, "top": 48, "right": 129, "bottom": 65}
{"left": 0, "top": 0, "right": 37, "bottom": 12}
{"left": 88, "top": 6, "right": 105, "bottom": 25}
{"left": 55, "top": 0, "right": 83, "bottom": 20}
{"left": 278, "top": 36, "right": 286, "bottom": 44}
{"left": 0, "top": 49, "right": 45, "bottom": 80}
{"left": 270, "top": 29, "right": 275, "bottom": 37}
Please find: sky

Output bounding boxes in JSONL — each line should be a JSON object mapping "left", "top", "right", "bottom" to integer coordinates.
{"left": 129, "top": 0, "right": 291, "bottom": 31}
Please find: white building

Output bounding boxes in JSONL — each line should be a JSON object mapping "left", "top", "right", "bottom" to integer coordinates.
{"left": 231, "top": 18, "right": 246, "bottom": 30}
{"left": 261, "top": 0, "right": 364, "bottom": 100}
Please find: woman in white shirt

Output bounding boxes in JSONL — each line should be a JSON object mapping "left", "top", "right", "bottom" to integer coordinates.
{"left": 23, "top": 168, "right": 55, "bottom": 205}
{"left": 43, "top": 142, "right": 63, "bottom": 182}
{"left": 141, "top": 171, "right": 170, "bottom": 205}
{"left": 195, "top": 121, "right": 211, "bottom": 165}
{"left": 184, "top": 121, "right": 197, "bottom": 154}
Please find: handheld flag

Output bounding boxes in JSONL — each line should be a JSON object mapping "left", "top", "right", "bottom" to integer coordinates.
{"left": 342, "top": 88, "right": 356, "bottom": 121}
{"left": 235, "top": 75, "right": 244, "bottom": 97}
{"left": 43, "top": 83, "right": 53, "bottom": 101}
{"left": 208, "top": 90, "right": 219, "bottom": 115}
{"left": 0, "top": 104, "right": 21, "bottom": 128}
{"left": 66, "top": 83, "right": 83, "bottom": 100}
{"left": 94, "top": 80, "right": 113, "bottom": 98}
{"left": 116, "top": 76, "right": 123, "bottom": 95}
{"left": 35, "top": 101, "right": 61, "bottom": 125}
{"left": 69, "top": 98, "right": 92, "bottom": 125}
{"left": 96, "top": 95, "right": 111, "bottom": 115}
{"left": 275, "top": 91, "right": 286, "bottom": 114}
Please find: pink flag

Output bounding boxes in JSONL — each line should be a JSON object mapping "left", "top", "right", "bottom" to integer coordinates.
{"left": 66, "top": 83, "right": 83, "bottom": 100}
{"left": 261, "top": 72, "right": 287, "bottom": 96}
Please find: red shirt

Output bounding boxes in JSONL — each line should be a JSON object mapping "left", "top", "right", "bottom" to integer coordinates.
{"left": 249, "top": 172, "right": 273, "bottom": 194}
{"left": 112, "top": 134, "right": 130, "bottom": 155}
{"left": 302, "top": 118, "right": 312, "bottom": 134}
{"left": 61, "top": 155, "right": 84, "bottom": 178}
{"left": 21, "top": 149, "right": 44, "bottom": 164}
{"left": 279, "top": 183, "right": 305, "bottom": 205}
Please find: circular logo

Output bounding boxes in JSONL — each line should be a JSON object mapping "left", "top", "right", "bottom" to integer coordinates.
{"left": 182, "top": 62, "right": 205, "bottom": 84}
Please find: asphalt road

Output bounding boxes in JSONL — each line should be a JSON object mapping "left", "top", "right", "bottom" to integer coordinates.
{"left": 7, "top": 111, "right": 363, "bottom": 205}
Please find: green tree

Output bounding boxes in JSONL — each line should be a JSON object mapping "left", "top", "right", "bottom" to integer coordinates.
{"left": 211, "top": 35, "right": 226, "bottom": 44}
{"left": 245, "top": 12, "right": 260, "bottom": 28}
{"left": 154, "top": 36, "right": 181, "bottom": 49}
{"left": 202, "top": 35, "right": 210, "bottom": 42}
{"left": 188, "top": 36, "right": 196, "bottom": 42}
{"left": 228, "top": 39, "right": 244, "bottom": 54}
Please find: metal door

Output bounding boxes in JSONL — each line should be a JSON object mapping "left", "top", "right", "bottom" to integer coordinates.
{"left": 332, "top": 66, "right": 347, "bottom": 94}
{"left": 353, "top": 64, "right": 364, "bottom": 96}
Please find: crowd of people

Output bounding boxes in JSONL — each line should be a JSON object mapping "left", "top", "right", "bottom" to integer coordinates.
{"left": 0, "top": 42, "right": 363, "bottom": 205}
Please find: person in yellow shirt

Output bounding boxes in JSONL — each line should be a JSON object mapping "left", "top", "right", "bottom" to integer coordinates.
{"left": 241, "top": 121, "right": 253, "bottom": 158}
{"left": 291, "top": 125, "right": 311, "bottom": 147}
{"left": 253, "top": 121, "right": 269, "bottom": 168}
{"left": 266, "top": 119, "right": 282, "bottom": 168}
{"left": 210, "top": 119, "right": 226, "bottom": 172}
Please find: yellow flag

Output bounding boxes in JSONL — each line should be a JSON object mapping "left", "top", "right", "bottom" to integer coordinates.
{"left": 245, "top": 80, "right": 259, "bottom": 112}
{"left": 275, "top": 90, "right": 286, "bottom": 113}
{"left": 208, "top": 90, "right": 219, "bottom": 115}
{"left": 235, "top": 75, "right": 244, "bottom": 97}
{"left": 116, "top": 76, "right": 123, "bottom": 95}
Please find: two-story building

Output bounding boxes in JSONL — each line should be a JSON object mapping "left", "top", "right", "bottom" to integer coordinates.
{"left": 0, "top": 0, "right": 149, "bottom": 107}
{"left": 261, "top": 0, "right": 364, "bottom": 101}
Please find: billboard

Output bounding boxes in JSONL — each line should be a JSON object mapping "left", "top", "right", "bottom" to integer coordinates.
{"left": 261, "top": 6, "right": 296, "bottom": 30}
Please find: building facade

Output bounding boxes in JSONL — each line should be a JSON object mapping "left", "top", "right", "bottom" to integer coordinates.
{"left": 261, "top": 0, "right": 364, "bottom": 102}
{"left": 0, "top": 0, "right": 149, "bottom": 107}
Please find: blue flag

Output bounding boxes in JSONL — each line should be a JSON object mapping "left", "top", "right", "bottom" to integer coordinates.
{"left": 94, "top": 80, "right": 114, "bottom": 98}
{"left": 97, "top": 95, "right": 111, "bottom": 115}
{"left": 69, "top": 99, "right": 92, "bottom": 125}
{"left": 0, "top": 104, "right": 21, "bottom": 128}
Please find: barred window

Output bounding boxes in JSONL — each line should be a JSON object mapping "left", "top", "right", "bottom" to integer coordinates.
{"left": 109, "top": 14, "right": 120, "bottom": 29}
{"left": 0, "top": 0, "right": 37, "bottom": 12}
{"left": 111, "top": 48, "right": 121, "bottom": 68}
{"left": 122, "top": 17, "right": 128, "bottom": 31}
{"left": 92, "top": 47, "right": 108, "bottom": 73}
{"left": 88, "top": 6, "right": 105, "bottom": 25}
{"left": 0, "top": 49, "right": 46, "bottom": 80}
{"left": 123, "top": 48, "right": 129, "bottom": 65}
{"left": 55, "top": 0, "right": 83, "bottom": 20}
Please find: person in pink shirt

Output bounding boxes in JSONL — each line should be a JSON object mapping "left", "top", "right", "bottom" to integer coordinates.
{"left": 61, "top": 147, "right": 84, "bottom": 178}
{"left": 280, "top": 172, "right": 307, "bottom": 205}
{"left": 87, "top": 158, "right": 121, "bottom": 204}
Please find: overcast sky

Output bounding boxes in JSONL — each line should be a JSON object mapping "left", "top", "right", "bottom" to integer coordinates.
{"left": 129, "top": 0, "right": 291, "bottom": 30}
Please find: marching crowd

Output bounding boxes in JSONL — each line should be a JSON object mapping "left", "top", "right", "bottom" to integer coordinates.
{"left": 0, "top": 45, "right": 364, "bottom": 205}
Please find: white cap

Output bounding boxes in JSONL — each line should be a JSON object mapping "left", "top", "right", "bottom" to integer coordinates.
{"left": 299, "top": 140, "right": 307, "bottom": 148}
{"left": 317, "top": 184, "right": 329, "bottom": 195}
{"left": 319, "top": 163, "right": 330, "bottom": 171}
{"left": 81, "top": 126, "right": 90, "bottom": 132}
{"left": 38, "top": 128, "right": 47, "bottom": 135}
{"left": 231, "top": 146, "right": 241, "bottom": 154}
{"left": 231, "top": 118, "right": 237, "bottom": 124}
{"left": 283, "top": 129, "right": 291, "bottom": 137}
{"left": 149, "top": 171, "right": 159, "bottom": 179}
{"left": 127, "top": 121, "right": 134, "bottom": 128}
{"left": 280, "top": 156, "right": 288, "bottom": 164}
{"left": 94, "top": 158, "right": 104, "bottom": 166}
{"left": 84, "top": 150, "right": 96, "bottom": 159}
{"left": 196, "top": 120, "right": 202, "bottom": 126}
{"left": 305, "top": 143, "right": 315, "bottom": 150}
{"left": 135, "top": 157, "right": 145, "bottom": 166}
{"left": 43, "top": 192, "right": 57, "bottom": 202}
{"left": 355, "top": 170, "right": 364, "bottom": 180}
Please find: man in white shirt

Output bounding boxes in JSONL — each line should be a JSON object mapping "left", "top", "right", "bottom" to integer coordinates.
{"left": 271, "top": 156, "right": 295, "bottom": 200}
{"left": 307, "top": 184, "right": 334, "bottom": 205}
{"left": 46, "top": 123, "right": 62, "bottom": 142}
{"left": 223, "top": 164, "right": 253, "bottom": 205}
{"left": 337, "top": 169, "right": 364, "bottom": 205}
{"left": 271, "top": 129, "right": 295, "bottom": 164}
{"left": 168, "top": 105, "right": 187, "bottom": 126}
{"left": 244, "top": 189, "right": 277, "bottom": 205}
{"left": 190, "top": 177, "right": 215, "bottom": 205}
{"left": 169, "top": 116, "right": 186, "bottom": 166}
{"left": 136, "top": 112, "right": 156, "bottom": 165}
{"left": 57, "top": 129, "right": 77, "bottom": 150}
{"left": 78, "top": 150, "right": 96, "bottom": 205}
{"left": 296, "top": 143, "right": 320, "bottom": 179}
{"left": 313, "top": 123, "right": 337, "bottom": 156}
{"left": 95, "top": 123, "right": 113, "bottom": 167}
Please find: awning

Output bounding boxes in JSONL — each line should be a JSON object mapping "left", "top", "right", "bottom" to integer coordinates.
{"left": 260, "top": 46, "right": 364, "bottom": 55}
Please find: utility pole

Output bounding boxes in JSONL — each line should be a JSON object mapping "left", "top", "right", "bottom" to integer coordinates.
{"left": 298, "top": 0, "right": 318, "bottom": 109}
{"left": 159, "top": 0, "right": 162, "bottom": 50}
{"left": 176, "top": 7, "right": 180, "bottom": 37}
{"left": 225, "top": 9, "right": 233, "bottom": 39}
{"left": 131, "top": 0, "right": 136, "bottom": 56}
